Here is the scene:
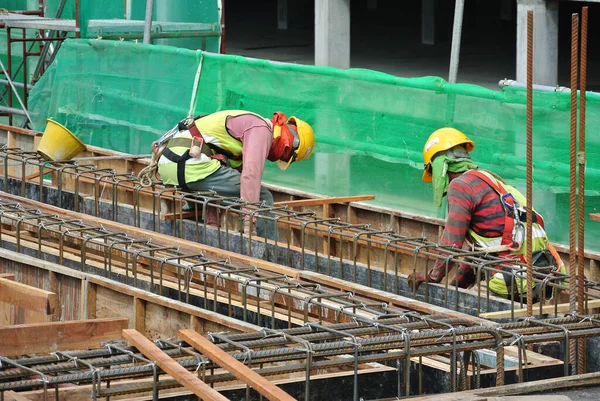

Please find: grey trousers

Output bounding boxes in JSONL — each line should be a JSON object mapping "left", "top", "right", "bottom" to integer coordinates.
{"left": 186, "top": 165, "right": 276, "bottom": 239}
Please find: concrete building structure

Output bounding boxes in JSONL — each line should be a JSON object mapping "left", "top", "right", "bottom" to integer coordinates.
{"left": 225, "top": 0, "right": 600, "bottom": 90}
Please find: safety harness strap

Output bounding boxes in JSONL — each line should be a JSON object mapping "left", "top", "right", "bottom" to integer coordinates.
{"left": 188, "top": 122, "right": 242, "bottom": 162}
{"left": 161, "top": 148, "right": 192, "bottom": 192}
{"left": 466, "top": 170, "right": 517, "bottom": 248}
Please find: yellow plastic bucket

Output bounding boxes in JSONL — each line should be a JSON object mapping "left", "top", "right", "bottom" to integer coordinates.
{"left": 37, "top": 119, "right": 86, "bottom": 161}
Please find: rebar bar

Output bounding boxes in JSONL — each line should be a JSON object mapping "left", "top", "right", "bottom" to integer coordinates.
{"left": 525, "top": 9, "right": 534, "bottom": 317}
{"left": 0, "top": 154, "right": 595, "bottom": 323}
{"left": 577, "top": 5, "right": 589, "bottom": 376}
{"left": 569, "top": 12, "right": 579, "bottom": 373}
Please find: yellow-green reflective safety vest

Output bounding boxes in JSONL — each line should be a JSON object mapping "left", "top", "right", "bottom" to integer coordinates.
{"left": 158, "top": 111, "right": 268, "bottom": 186}
{"left": 464, "top": 170, "right": 565, "bottom": 296}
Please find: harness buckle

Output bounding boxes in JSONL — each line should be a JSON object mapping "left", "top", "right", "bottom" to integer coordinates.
{"left": 501, "top": 193, "right": 517, "bottom": 211}
{"left": 509, "top": 220, "right": 525, "bottom": 252}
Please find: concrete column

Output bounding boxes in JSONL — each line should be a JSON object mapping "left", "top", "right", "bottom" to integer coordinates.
{"left": 516, "top": 0, "right": 558, "bottom": 86}
{"left": 277, "top": 0, "right": 288, "bottom": 30}
{"left": 315, "top": 0, "right": 350, "bottom": 69}
{"left": 422, "top": 0, "right": 435, "bottom": 45}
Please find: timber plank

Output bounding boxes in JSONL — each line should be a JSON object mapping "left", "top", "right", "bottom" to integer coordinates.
{"left": 590, "top": 213, "right": 600, "bottom": 223}
{"left": 122, "top": 329, "right": 229, "bottom": 401}
{"left": 0, "top": 273, "right": 15, "bottom": 280}
{"left": 274, "top": 195, "right": 375, "bottom": 208}
{"left": 3, "top": 391, "right": 33, "bottom": 401}
{"left": 180, "top": 329, "right": 297, "bottom": 401}
{"left": 0, "top": 277, "right": 58, "bottom": 314}
{"left": 413, "top": 370, "right": 600, "bottom": 400}
{"left": 480, "top": 298, "right": 600, "bottom": 319}
{"left": 0, "top": 318, "right": 128, "bottom": 356}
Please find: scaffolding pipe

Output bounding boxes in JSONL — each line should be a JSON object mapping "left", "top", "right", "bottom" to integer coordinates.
{"left": 143, "top": 0, "right": 155, "bottom": 44}
{"left": 0, "top": 80, "right": 29, "bottom": 90}
{"left": 0, "top": 59, "right": 32, "bottom": 123}
{"left": 448, "top": 0, "right": 465, "bottom": 83}
{"left": 525, "top": 10, "right": 534, "bottom": 316}
{"left": 498, "top": 79, "right": 599, "bottom": 96}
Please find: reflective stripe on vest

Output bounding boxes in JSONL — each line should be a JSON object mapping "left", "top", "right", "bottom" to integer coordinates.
{"left": 464, "top": 170, "right": 549, "bottom": 261}
{"left": 464, "top": 170, "right": 551, "bottom": 296}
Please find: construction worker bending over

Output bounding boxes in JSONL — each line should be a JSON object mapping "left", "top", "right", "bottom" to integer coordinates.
{"left": 157, "top": 110, "right": 315, "bottom": 238}
{"left": 407, "top": 127, "right": 566, "bottom": 301}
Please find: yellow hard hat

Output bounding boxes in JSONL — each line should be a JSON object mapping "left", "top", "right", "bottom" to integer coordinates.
{"left": 277, "top": 116, "right": 315, "bottom": 170}
{"left": 422, "top": 127, "right": 475, "bottom": 183}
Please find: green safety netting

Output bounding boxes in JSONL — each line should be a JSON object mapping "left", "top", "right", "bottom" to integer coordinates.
{"left": 27, "top": 39, "right": 600, "bottom": 250}
{"left": 57, "top": 0, "right": 221, "bottom": 51}
{"left": 0, "top": 0, "right": 221, "bottom": 91}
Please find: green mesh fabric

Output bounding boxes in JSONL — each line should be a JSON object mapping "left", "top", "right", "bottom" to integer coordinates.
{"left": 48, "top": 0, "right": 221, "bottom": 51}
{"left": 27, "top": 39, "right": 600, "bottom": 251}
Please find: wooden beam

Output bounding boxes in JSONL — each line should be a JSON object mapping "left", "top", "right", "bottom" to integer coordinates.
{"left": 134, "top": 297, "right": 146, "bottom": 333}
{"left": 80, "top": 279, "right": 97, "bottom": 320}
{"left": 480, "top": 298, "right": 600, "bottom": 319}
{"left": 0, "top": 124, "right": 40, "bottom": 137}
{"left": 24, "top": 168, "right": 53, "bottom": 181}
{"left": 179, "top": 329, "right": 297, "bottom": 401}
{"left": 0, "top": 273, "right": 15, "bottom": 280}
{"left": 190, "top": 315, "right": 205, "bottom": 334}
{"left": 122, "top": 329, "right": 229, "bottom": 401}
{"left": 274, "top": 195, "right": 375, "bottom": 208}
{"left": 0, "top": 277, "right": 58, "bottom": 314}
{"left": 590, "top": 213, "right": 600, "bottom": 223}
{"left": 161, "top": 211, "right": 198, "bottom": 221}
{"left": 413, "top": 370, "right": 600, "bottom": 400}
{"left": 0, "top": 318, "right": 128, "bottom": 357}
{"left": 3, "top": 391, "right": 34, "bottom": 401}
{"left": 48, "top": 271, "right": 61, "bottom": 321}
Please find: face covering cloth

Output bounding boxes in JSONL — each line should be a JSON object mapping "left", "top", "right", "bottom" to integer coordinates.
{"left": 431, "top": 154, "right": 478, "bottom": 208}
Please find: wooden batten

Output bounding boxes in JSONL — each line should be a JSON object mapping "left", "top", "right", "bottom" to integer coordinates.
{"left": 0, "top": 277, "right": 58, "bottom": 314}
{"left": 180, "top": 329, "right": 297, "bottom": 401}
{"left": 123, "top": 329, "right": 229, "bottom": 401}
{"left": 274, "top": 195, "right": 375, "bottom": 208}
{"left": 0, "top": 318, "right": 128, "bottom": 357}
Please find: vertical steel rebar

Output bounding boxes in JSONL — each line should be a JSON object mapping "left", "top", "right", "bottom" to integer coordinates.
{"left": 568, "top": 12, "right": 579, "bottom": 316}
{"left": 577, "top": 6, "right": 589, "bottom": 375}
{"left": 525, "top": 10, "right": 534, "bottom": 316}
{"left": 568, "top": 12, "right": 579, "bottom": 372}
{"left": 75, "top": 0, "right": 81, "bottom": 39}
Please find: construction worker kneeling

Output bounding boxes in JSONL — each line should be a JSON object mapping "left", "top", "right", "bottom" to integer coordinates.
{"left": 155, "top": 110, "right": 315, "bottom": 238}
{"left": 408, "top": 127, "right": 567, "bottom": 301}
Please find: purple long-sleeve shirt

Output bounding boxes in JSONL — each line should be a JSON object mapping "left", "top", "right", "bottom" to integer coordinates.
{"left": 225, "top": 114, "right": 274, "bottom": 203}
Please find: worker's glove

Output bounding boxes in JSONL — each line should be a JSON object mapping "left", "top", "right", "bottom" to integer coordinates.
{"left": 407, "top": 272, "right": 428, "bottom": 292}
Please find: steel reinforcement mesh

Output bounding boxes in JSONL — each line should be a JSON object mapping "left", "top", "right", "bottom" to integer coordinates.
{"left": 26, "top": 39, "right": 600, "bottom": 250}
